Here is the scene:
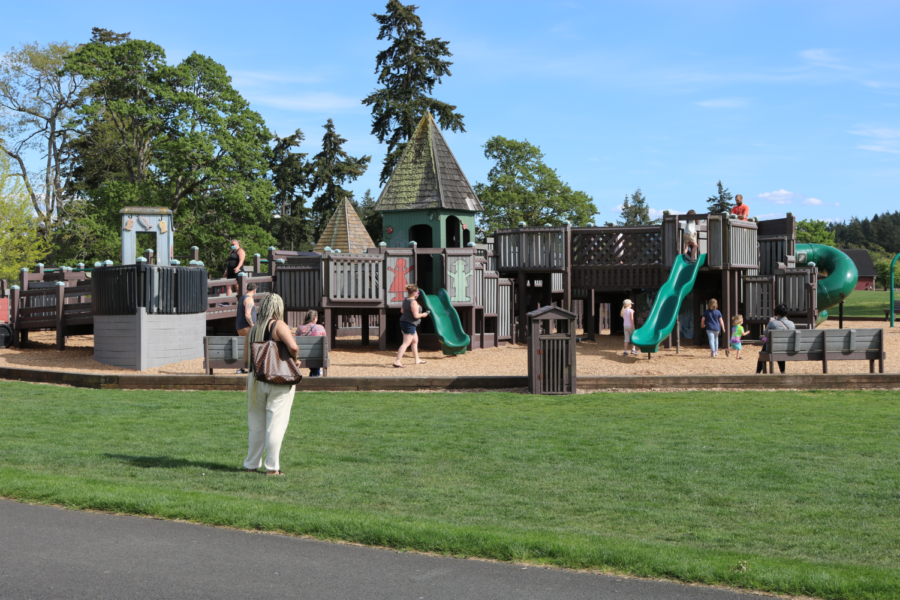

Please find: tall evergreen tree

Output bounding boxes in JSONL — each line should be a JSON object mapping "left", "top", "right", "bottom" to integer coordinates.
{"left": 618, "top": 188, "right": 652, "bottom": 225}
{"left": 270, "top": 129, "right": 312, "bottom": 251}
{"left": 707, "top": 180, "right": 733, "bottom": 214}
{"left": 309, "top": 119, "right": 371, "bottom": 239}
{"left": 363, "top": 0, "right": 465, "bottom": 185}
{"left": 352, "top": 189, "right": 383, "bottom": 245}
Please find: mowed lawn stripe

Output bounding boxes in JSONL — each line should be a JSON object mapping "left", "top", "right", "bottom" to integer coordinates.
{"left": 1, "top": 382, "right": 898, "bottom": 599}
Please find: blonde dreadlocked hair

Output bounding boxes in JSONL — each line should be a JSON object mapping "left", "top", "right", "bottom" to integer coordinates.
{"left": 248, "top": 294, "right": 285, "bottom": 343}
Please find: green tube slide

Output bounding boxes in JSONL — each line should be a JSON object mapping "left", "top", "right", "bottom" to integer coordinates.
{"left": 631, "top": 254, "right": 706, "bottom": 353}
{"left": 794, "top": 243, "right": 858, "bottom": 323}
{"left": 419, "top": 289, "right": 470, "bottom": 356}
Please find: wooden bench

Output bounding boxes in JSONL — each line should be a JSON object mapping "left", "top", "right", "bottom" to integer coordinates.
{"left": 884, "top": 301, "right": 899, "bottom": 319}
{"left": 203, "top": 335, "right": 329, "bottom": 376}
{"left": 758, "top": 328, "right": 885, "bottom": 374}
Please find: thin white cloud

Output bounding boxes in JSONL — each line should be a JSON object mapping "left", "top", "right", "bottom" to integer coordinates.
{"left": 249, "top": 93, "right": 361, "bottom": 112}
{"left": 835, "top": 202, "right": 841, "bottom": 207}
{"left": 696, "top": 98, "right": 748, "bottom": 108}
{"left": 755, "top": 212, "right": 786, "bottom": 220}
{"left": 858, "top": 144, "right": 900, "bottom": 154}
{"left": 800, "top": 49, "right": 835, "bottom": 63}
{"left": 849, "top": 126, "right": 900, "bottom": 154}
{"left": 803, "top": 198, "right": 824, "bottom": 206}
{"left": 757, "top": 189, "right": 797, "bottom": 204}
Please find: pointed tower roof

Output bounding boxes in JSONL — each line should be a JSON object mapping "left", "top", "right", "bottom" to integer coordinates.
{"left": 314, "top": 198, "right": 376, "bottom": 254}
{"left": 374, "top": 113, "right": 482, "bottom": 213}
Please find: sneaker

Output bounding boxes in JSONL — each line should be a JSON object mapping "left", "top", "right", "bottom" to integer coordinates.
{"left": 631, "top": 349, "right": 639, "bottom": 355}
{"left": 623, "top": 351, "right": 629, "bottom": 356}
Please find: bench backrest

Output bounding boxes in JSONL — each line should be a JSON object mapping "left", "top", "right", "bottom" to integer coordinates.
{"left": 205, "top": 335, "right": 329, "bottom": 362}
{"left": 767, "top": 328, "right": 882, "bottom": 354}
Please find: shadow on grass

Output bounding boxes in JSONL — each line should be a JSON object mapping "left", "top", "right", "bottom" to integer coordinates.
{"left": 104, "top": 454, "right": 246, "bottom": 473}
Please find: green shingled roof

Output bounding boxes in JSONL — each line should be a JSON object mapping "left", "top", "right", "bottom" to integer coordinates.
{"left": 374, "top": 113, "right": 482, "bottom": 213}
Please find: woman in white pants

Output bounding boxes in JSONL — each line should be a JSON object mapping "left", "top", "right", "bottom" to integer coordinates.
{"left": 242, "top": 294, "right": 299, "bottom": 476}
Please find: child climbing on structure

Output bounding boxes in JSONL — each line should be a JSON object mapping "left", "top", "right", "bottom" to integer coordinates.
{"left": 730, "top": 314, "right": 748, "bottom": 360}
{"left": 621, "top": 299, "right": 639, "bottom": 356}
{"left": 683, "top": 210, "right": 698, "bottom": 262}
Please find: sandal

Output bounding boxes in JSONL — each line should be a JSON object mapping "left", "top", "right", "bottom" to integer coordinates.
{"left": 266, "top": 470, "right": 285, "bottom": 476}
{"left": 392, "top": 363, "right": 405, "bottom": 368}
{"left": 416, "top": 360, "right": 426, "bottom": 364}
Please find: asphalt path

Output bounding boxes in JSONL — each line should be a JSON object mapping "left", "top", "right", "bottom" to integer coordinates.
{"left": 0, "top": 500, "right": 764, "bottom": 600}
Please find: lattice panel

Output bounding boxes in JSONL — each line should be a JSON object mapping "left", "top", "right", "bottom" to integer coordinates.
{"left": 572, "top": 229, "right": 662, "bottom": 267}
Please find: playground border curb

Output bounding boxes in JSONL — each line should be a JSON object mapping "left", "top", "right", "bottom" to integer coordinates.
{"left": 1, "top": 367, "right": 898, "bottom": 392}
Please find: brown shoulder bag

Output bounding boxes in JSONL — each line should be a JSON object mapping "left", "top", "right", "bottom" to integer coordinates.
{"left": 251, "top": 339, "right": 303, "bottom": 386}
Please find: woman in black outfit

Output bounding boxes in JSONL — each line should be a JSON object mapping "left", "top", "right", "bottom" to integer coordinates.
{"left": 223, "top": 239, "right": 245, "bottom": 295}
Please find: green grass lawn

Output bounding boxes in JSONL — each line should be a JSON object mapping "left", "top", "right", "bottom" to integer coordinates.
{"left": 836, "top": 290, "right": 893, "bottom": 318}
{"left": 1, "top": 382, "right": 899, "bottom": 599}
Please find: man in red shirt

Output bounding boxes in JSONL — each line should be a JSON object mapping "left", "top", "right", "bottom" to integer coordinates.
{"left": 731, "top": 194, "right": 749, "bottom": 220}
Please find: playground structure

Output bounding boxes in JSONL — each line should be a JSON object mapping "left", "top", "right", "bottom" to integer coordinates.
{"left": 4, "top": 113, "right": 865, "bottom": 370}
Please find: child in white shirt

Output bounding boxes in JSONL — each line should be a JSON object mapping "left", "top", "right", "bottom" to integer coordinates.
{"left": 621, "top": 299, "right": 639, "bottom": 356}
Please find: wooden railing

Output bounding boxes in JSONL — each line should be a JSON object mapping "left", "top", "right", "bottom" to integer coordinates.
{"left": 10, "top": 284, "right": 93, "bottom": 350}
{"left": 325, "top": 254, "right": 383, "bottom": 303}
{"left": 494, "top": 226, "right": 568, "bottom": 271}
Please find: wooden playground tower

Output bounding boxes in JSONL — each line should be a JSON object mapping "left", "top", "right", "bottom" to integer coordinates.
{"left": 492, "top": 212, "right": 813, "bottom": 345}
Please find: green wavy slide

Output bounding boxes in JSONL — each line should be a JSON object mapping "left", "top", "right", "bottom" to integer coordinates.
{"left": 794, "top": 243, "right": 858, "bottom": 324}
{"left": 419, "top": 289, "right": 470, "bottom": 355}
{"left": 631, "top": 254, "right": 706, "bottom": 353}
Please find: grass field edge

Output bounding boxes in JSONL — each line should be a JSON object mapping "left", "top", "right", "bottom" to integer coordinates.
{"left": 0, "top": 471, "right": 896, "bottom": 600}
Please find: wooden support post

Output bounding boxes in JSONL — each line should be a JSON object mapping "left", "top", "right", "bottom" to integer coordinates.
{"left": 879, "top": 332, "right": 885, "bottom": 373}
{"left": 468, "top": 307, "right": 476, "bottom": 351}
{"left": 55, "top": 282, "right": 65, "bottom": 351}
{"left": 517, "top": 271, "right": 527, "bottom": 342}
{"left": 20, "top": 268, "right": 29, "bottom": 292}
{"left": 587, "top": 289, "right": 595, "bottom": 341}
{"left": 822, "top": 329, "right": 829, "bottom": 373}
{"left": 362, "top": 311, "right": 370, "bottom": 346}
{"left": 190, "top": 246, "right": 200, "bottom": 262}
{"left": 543, "top": 274, "right": 552, "bottom": 309}
{"left": 253, "top": 254, "right": 262, "bottom": 273}
{"left": 324, "top": 308, "right": 333, "bottom": 349}
{"left": 267, "top": 248, "right": 275, "bottom": 274}
{"left": 723, "top": 269, "right": 731, "bottom": 357}
{"left": 378, "top": 307, "right": 387, "bottom": 352}
{"left": 237, "top": 272, "right": 248, "bottom": 297}
{"left": 676, "top": 313, "right": 681, "bottom": 354}
{"left": 839, "top": 292, "right": 844, "bottom": 329}
{"left": 10, "top": 286, "right": 20, "bottom": 348}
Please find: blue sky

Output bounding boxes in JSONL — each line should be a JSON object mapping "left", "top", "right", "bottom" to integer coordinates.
{"left": 4, "top": 1, "right": 899, "bottom": 224}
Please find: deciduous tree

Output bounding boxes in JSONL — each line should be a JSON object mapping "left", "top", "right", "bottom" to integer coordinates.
{"left": 0, "top": 153, "right": 47, "bottom": 280}
{"left": 0, "top": 41, "right": 84, "bottom": 240}
{"left": 363, "top": 0, "right": 464, "bottom": 185}
{"left": 62, "top": 34, "right": 277, "bottom": 271}
{"left": 474, "top": 136, "right": 597, "bottom": 236}
{"left": 796, "top": 219, "right": 836, "bottom": 246}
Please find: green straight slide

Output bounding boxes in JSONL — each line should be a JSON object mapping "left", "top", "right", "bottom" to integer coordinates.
{"left": 794, "top": 243, "right": 858, "bottom": 324}
{"left": 419, "top": 289, "right": 470, "bottom": 355}
{"left": 631, "top": 254, "right": 706, "bottom": 353}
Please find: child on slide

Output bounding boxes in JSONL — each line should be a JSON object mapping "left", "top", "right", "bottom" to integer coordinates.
{"left": 730, "top": 314, "right": 748, "bottom": 360}
{"left": 621, "top": 299, "right": 639, "bottom": 356}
